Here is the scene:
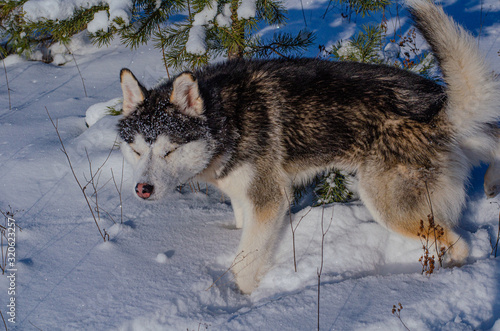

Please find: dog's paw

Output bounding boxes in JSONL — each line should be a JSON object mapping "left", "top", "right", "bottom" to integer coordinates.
{"left": 231, "top": 253, "right": 261, "bottom": 294}
{"left": 484, "top": 161, "right": 500, "bottom": 198}
{"left": 234, "top": 273, "right": 258, "bottom": 295}
{"left": 445, "top": 238, "right": 469, "bottom": 266}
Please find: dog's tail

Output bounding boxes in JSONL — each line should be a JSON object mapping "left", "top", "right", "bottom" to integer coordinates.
{"left": 408, "top": 0, "right": 500, "bottom": 138}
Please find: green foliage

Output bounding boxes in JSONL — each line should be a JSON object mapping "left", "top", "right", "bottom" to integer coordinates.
{"left": 293, "top": 169, "right": 354, "bottom": 206}
{"left": 314, "top": 170, "right": 353, "bottom": 205}
{"left": 0, "top": 0, "right": 30, "bottom": 57}
{"left": 328, "top": 22, "right": 438, "bottom": 79}
{"left": 247, "top": 30, "right": 315, "bottom": 59}
{"left": 153, "top": 0, "right": 314, "bottom": 69}
{"left": 26, "top": 5, "right": 108, "bottom": 44}
{"left": 106, "top": 104, "right": 123, "bottom": 116}
{"left": 1, "top": 0, "right": 314, "bottom": 70}
{"left": 329, "top": 24, "right": 384, "bottom": 63}
{"left": 0, "top": 1, "right": 110, "bottom": 59}
{"left": 337, "top": 0, "right": 390, "bottom": 18}
{"left": 328, "top": 0, "right": 390, "bottom": 22}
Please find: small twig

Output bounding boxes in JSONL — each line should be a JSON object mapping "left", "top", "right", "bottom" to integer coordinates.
{"left": 317, "top": 201, "right": 334, "bottom": 331}
{"left": 88, "top": 202, "right": 116, "bottom": 224}
{"left": 285, "top": 190, "right": 312, "bottom": 272}
{"left": 28, "top": 320, "right": 43, "bottom": 331}
{"left": 64, "top": 44, "right": 87, "bottom": 98}
{"left": 82, "top": 144, "right": 114, "bottom": 189}
{"left": 85, "top": 148, "right": 101, "bottom": 222}
{"left": 0, "top": 207, "right": 23, "bottom": 231}
{"left": 392, "top": 303, "right": 410, "bottom": 331}
{"left": 46, "top": 107, "right": 106, "bottom": 241}
{"left": 0, "top": 310, "right": 7, "bottom": 331}
{"left": 299, "top": 0, "right": 307, "bottom": 27}
{"left": 2, "top": 59, "right": 11, "bottom": 110}
{"left": 111, "top": 158, "right": 125, "bottom": 224}
{"left": 158, "top": 25, "right": 171, "bottom": 79}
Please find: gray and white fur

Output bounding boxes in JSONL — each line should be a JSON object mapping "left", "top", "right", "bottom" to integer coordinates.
{"left": 117, "top": 0, "right": 500, "bottom": 294}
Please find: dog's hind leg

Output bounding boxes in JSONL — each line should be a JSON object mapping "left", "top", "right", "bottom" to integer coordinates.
{"left": 357, "top": 162, "right": 469, "bottom": 264}
{"left": 484, "top": 132, "right": 500, "bottom": 198}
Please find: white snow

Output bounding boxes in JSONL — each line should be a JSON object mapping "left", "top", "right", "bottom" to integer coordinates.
{"left": 192, "top": 0, "right": 219, "bottom": 26}
{"left": 384, "top": 42, "right": 401, "bottom": 61}
{"left": 216, "top": 3, "right": 233, "bottom": 28}
{"left": 85, "top": 97, "right": 122, "bottom": 127}
{"left": 23, "top": 0, "right": 132, "bottom": 26}
{"left": 186, "top": 0, "right": 219, "bottom": 55}
{"left": 237, "top": 0, "right": 257, "bottom": 20}
{"left": 23, "top": 0, "right": 95, "bottom": 21}
{"left": 87, "top": 10, "right": 110, "bottom": 34}
{"left": 186, "top": 25, "right": 208, "bottom": 55}
{"left": 1, "top": 1, "right": 500, "bottom": 330}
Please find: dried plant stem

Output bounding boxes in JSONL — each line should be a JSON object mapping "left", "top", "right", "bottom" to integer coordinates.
{"left": 46, "top": 107, "right": 107, "bottom": 241}
{"left": 2, "top": 59, "right": 11, "bottom": 110}
{"left": 418, "top": 182, "right": 447, "bottom": 274}
{"left": 0, "top": 310, "right": 7, "bottom": 331}
{"left": 285, "top": 191, "right": 312, "bottom": 272}
{"left": 28, "top": 320, "right": 43, "bottom": 331}
{"left": 158, "top": 25, "right": 171, "bottom": 79}
{"left": 317, "top": 203, "right": 334, "bottom": 331}
{"left": 392, "top": 303, "right": 410, "bottom": 331}
{"left": 64, "top": 44, "right": 87, "bottom": 98}
{"left": 111, "top": 158, "right": 125, "bottom": 224}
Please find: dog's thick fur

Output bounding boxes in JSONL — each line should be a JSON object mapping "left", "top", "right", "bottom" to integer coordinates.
{"left": 118, "top": 0, "right": 500, "bottom": 294}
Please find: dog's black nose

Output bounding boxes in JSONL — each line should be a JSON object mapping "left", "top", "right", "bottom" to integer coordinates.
{"left": 135, "top": 183, "right": 154, "bottom": 199}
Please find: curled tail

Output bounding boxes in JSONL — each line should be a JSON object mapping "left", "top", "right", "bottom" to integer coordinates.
{"left": 407, "top": 0, "right": 500, "bottom": 138}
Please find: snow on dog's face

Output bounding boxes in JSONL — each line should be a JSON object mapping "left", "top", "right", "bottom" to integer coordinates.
{"left": 117, "top": 69, "right": 215, "bottom": 200}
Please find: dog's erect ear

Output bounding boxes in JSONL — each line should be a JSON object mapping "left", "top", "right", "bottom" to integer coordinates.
{"left": 120, "top": 68, "right": 146, "bottom": 116}
{"left": 170, "top": 72, "right": 204, "bottom": 117}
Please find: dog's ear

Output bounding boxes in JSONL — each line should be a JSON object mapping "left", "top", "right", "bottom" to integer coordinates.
{"left": 120, "top": 68, "right": 146, "bottom": 116}
{"left": 170, "top": 72, "right": 204, "bottom": 117}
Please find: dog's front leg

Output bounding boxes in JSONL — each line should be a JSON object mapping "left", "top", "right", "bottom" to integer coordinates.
{"left": 231, "top": 197, "right": 287, "bottom": 294}
{"left": 230, "top": 198, "right": 245, "bottom": 229}
{"left": 230, "top": 175, "right": 289, "bottom": 294}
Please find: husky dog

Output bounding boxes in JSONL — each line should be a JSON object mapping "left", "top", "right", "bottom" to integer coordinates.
{"left": 117, "top": 0, "right": 500, "bottom": 294}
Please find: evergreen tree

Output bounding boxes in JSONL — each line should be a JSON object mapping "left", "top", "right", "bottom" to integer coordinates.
{"left": 0, "top": 0, "right": 315, "bottom": 69}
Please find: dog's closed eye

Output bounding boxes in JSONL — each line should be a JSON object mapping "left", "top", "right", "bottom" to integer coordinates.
{"left": 131, "top": 148, "right": 141, "bottom": 157}
{"left": 164, "top": 148, "right": 177, "bottom": 158}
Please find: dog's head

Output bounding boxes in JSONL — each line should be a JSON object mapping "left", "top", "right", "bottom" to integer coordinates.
{"left": 117, "top": 69, "right": 215, "bottom": 200}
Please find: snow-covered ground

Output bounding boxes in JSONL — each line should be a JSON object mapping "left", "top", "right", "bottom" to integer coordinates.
{"left": 0, "top": 1, "right": 499, "bottom": 330}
